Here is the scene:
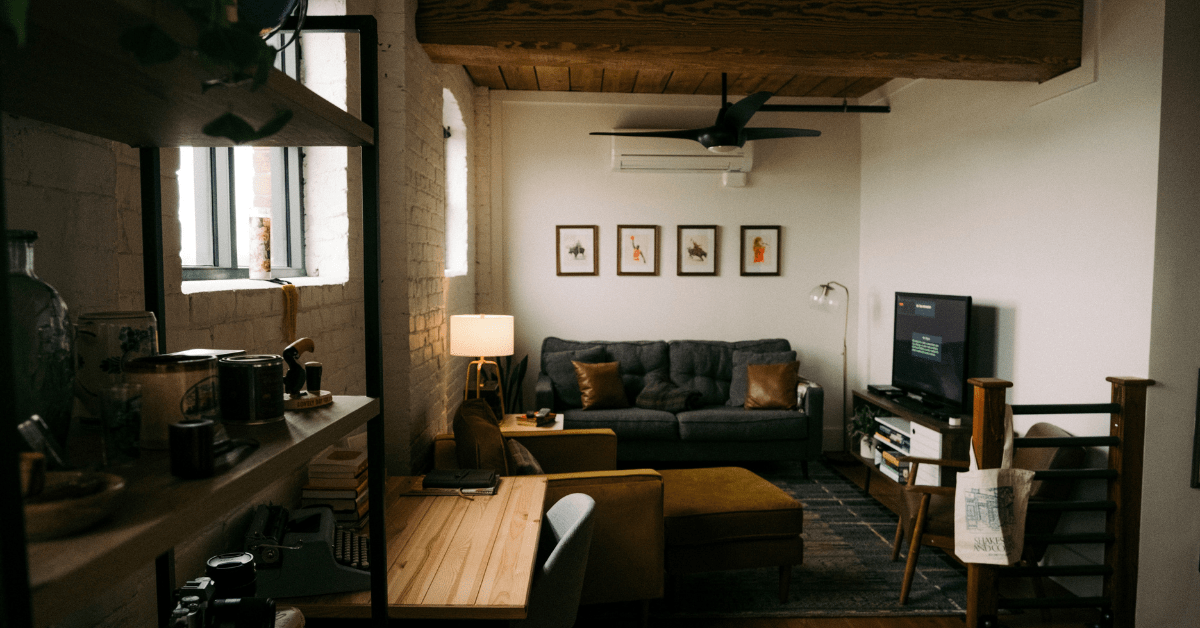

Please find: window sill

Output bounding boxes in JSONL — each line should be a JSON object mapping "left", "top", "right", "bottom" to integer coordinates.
{"left": 182, "top": 275, "right": 347, "bottom": 295}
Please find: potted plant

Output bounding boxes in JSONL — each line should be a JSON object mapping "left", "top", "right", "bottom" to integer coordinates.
{"left": 848, "top": 405, "right": 878, "bottom": 458}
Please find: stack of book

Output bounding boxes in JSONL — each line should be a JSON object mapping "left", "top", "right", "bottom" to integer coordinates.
{"left": 302, "top": 448, "right": 369, "bottom": 530}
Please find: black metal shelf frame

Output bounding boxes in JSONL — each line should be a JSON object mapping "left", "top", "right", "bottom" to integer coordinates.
{"left": 1, "top": 14, "right": 387, "bottom": 628}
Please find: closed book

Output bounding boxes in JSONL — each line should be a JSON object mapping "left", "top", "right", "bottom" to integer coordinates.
{"left": 304, "top": 473, "right": 367, "bottom": 489}
{"left": 308, "top": 448, "right": 368, "bottom": 476}
{"left": 301, "top": 491, "right": 368, "bottom": 512}
{"left": 307, "top": 468, "right": 364, "bottom": 480}
{"left": 423, "top": 469, "right": 498, "bottom": 490}
{"left": 303, "top": 475, "right": 368, "bottom": 497}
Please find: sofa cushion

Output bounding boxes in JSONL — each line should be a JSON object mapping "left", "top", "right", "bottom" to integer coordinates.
{"left": 745, "top": 361, "right": 799, "bottom": 409}
{"left": 574, "top": 361, "right": 630, "bottom": 410}
{"left": 727, "top": 350, "right": 798, "bottom": 407}
{"left": 544, "top": 345, "right": 607, "bottom": 409}
{"left": 542, "top": 337, "right": 670, "bottom": 407}
{"left": 452, "top": 398, "right": 509, "bottom": 474}
{"left": 660, "top": 467, "right": 803, "bottom": 546}
{"left": 636, "top": 381, "right": 703, "bottom": 413}
{"left": 675, "top": 406, "right": 810, "bottom": 441}
{"left": 505, "top": 439, "right": 544, "bottom": 475}
{"left": 563, "top": 407, "right": 680, "bottom": 440}
{"left": 669, "top": 339, "right": 792, "bottom": 406}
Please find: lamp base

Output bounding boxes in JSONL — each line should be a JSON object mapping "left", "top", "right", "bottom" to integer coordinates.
{"left": 464, "top": 358, "right": 505, "bottom": 417}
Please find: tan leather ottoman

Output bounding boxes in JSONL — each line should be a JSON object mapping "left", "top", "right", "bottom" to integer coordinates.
{"left": 659, "top": 466, "right": 804, "bottom": 603}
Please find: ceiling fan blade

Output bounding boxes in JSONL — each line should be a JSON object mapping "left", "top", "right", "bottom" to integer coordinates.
{"left": 589, "top": 129, "right": 705, "bottom": 142}
{"left": 742, "top": 127, "right": 822, "bottom": 140}
{"left": 722, "top": 92, "right": 774, "bottom": 129}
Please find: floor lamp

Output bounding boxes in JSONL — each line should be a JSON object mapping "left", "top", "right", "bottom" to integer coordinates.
{"left": 450, "top": 314, "right": 514, "bottom": 416}
{"left": 809, "top": 282, "right": 850, "bottom": 452}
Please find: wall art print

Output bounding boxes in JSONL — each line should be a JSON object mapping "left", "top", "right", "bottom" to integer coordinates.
{"left": 617, "top": 225, "right": 660, "bottom": 276}
{"left": 556, "top": 225, "right": 599, "bottom": 276}
{"left": 740, "top": 225, "right": 781, "bottom": 276}
{"left": 677, "top": 225, "right": 718, "bottom": 276}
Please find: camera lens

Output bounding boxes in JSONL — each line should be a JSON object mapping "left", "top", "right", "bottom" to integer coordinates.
{"left": 206, "top": 552, "right": 257, "bottom": 599}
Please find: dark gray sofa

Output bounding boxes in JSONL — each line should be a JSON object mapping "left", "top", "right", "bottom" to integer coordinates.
{"left": 535, "top": 337, "right": 824, "bottom": 475}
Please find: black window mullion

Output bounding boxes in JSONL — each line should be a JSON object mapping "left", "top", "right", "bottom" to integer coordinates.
{"left": 225, "top": 147, "right": 238, "bottom": 267}
{"left": 208, "top": 148, "right": 220, "bottom": 266}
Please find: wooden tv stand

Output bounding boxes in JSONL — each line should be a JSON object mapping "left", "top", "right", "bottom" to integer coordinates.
{"left": 850, "top": 390, "right": 972, "bottom": 495}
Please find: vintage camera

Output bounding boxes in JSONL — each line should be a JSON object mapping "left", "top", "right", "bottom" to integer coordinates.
{"left": 169, "top": 577, "right": 276, "bottom": 628}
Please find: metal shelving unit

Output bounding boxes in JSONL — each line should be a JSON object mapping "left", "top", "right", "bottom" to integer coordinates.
{"left": 1, "top": 3, "right": 386, "bottom": 626}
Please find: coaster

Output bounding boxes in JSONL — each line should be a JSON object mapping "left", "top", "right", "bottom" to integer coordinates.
{"left": 283, "top": 390, "right": 334, "bottom": 410}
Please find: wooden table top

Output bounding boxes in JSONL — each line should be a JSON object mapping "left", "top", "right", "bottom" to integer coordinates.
{"left": 283, "top": 474, "right": 547, "bottom": 620}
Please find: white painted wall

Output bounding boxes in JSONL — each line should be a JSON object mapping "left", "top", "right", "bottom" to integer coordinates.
{"left": 495, "top": 91, "right": 861, "bottom": 448}
{"left": 859, "top": 0, "right": 1162, "bottom": 434}
{"left": 859, "top": 0, "right": 1164, "bottom": 600}
{"left": 1141, "top": 0, "right": 1200, "bottom": 621}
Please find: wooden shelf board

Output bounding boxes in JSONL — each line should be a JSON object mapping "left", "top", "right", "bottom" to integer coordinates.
{"left": 1, "top": 0, "right": 373, "bottom": 147}
{"left": 27, "top": 396, "right": 379, "bottom": 628}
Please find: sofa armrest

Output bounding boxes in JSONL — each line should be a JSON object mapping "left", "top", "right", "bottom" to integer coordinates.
{"left": 543, "top": 469, "right": 664, "bottom": 605}
{"left": 535, "top": 373, "right": 556, "bottom": 411}
{"left": 432, "top": 429, "right": 618, "bottom": 474}
{"left": 799, "top": 376, "right": 824, "bottom": 460}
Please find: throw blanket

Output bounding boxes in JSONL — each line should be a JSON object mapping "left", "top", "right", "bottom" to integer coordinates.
{"left": 636, "top": 382, "right": 703, "bottom": 413}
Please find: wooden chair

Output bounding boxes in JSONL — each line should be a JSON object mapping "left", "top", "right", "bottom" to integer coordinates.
{"left": 891, "top": 422, "right": 1085, "bottom": 605}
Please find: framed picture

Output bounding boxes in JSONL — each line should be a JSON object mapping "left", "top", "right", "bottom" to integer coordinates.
{"left": 740, "top": 225, "right": 781, "bottom": 276}
{"left": 617, "top": 225, "right": 659, "bottom": 275}
{"left": 556, "top": 225, "right": 599, "bottom": 276}
{"left": 677, "top": 225, "right": 718, "bottom": 276}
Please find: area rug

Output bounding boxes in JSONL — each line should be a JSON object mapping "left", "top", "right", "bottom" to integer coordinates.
{"left": 647, "top": 460, "right": 967, "bottom": 619}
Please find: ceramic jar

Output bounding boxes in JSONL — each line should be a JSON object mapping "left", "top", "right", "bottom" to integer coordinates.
{"left": 7, "top": 230, "right": 73, "bottom": 443}
{"left": 74, "top": 311, "right": 159, "bottom": 417}
{"left": 125, "top": 355, "right": 219, "bottom": 449}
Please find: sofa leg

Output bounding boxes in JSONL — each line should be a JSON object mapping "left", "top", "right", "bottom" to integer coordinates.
{"left": 778, "top": 564, "right": 792, "bottom": 603}
{"left": 801, "top": 461, "right": 809, "bottom": 478}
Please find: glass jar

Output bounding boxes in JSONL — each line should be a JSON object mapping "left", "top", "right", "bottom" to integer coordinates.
{"left": 7, "top": 230, "right": 74, "bottom": 444}
{"left": 74, "top": 311, "right": 159, "bottom": 417}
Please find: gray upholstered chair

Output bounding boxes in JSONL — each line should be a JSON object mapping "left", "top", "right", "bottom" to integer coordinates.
{"left": 512, "top": 493, "right": 597, "bottom": 628}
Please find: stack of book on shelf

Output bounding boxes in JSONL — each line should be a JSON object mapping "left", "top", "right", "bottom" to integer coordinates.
{"left": 303, "top": 448, "right": 369, "bottom": 530}
{"left": 873, "top": 415, "right": 911, "bottom": 483}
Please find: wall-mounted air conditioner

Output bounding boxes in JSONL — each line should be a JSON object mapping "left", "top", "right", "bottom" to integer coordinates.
{"left": 608, "top": 131, "right": 754, "bottom": 173}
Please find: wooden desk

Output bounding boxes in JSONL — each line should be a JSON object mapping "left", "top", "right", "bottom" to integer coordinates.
{"left": 286, "top": 475, "right": 547, "bottom": 620}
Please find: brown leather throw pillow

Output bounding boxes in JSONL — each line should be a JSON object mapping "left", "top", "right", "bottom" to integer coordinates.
{"left": 745, "top": 361, "right": 799, "bottom": 409}
{"left": 572, "top": 360, "right": 629, "bottom": 410}
{"left": 452, "top": 398, "right": 509, "bottom": 474}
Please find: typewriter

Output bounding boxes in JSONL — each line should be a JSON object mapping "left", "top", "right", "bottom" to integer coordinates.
{"left": 244, "top": 504, "right": 371, "bottom": 598}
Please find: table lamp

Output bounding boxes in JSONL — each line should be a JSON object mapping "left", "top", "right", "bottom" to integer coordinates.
{"left": 450, "top": 314, "right": 514, "bottom": 416}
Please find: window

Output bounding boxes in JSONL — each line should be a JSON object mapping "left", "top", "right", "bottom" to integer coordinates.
{"left": 178, "top": 33, "right": 305, "bottom": 280}
{"left": 443, "top": 89, "right": 467, "bottom": 277}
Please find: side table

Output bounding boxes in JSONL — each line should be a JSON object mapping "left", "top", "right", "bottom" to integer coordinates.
{"left": 500, "top": 413, "right": 564, "bottom": 433}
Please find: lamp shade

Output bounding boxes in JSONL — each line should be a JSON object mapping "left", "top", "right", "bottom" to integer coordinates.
{"left": 809, "top": 283, "right": 843, "bottom": 309}
{"left": 450, "top": 314, "right": 514, "bottom": 357}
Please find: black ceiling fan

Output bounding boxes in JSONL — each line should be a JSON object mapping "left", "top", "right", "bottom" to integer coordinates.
{"left": 589, "top": 74, "right": 820, "bottom": 153}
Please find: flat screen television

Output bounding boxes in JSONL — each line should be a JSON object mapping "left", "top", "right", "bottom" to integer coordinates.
{"left": 891, "top": 292, "right": 972, "bottom": 413}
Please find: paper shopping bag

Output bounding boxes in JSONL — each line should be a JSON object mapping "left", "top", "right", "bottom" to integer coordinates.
{"left": 953, "top": 467, "right": 1035, "bottom": 565}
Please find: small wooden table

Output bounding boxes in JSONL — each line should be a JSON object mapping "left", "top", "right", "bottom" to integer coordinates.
{"left": 500, "top": 412, "right": 565, "bottom": 432}
{"left": 284, "top": 475, "right": 548, "bottom": 620}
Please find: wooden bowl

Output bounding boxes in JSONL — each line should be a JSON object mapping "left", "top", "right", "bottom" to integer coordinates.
{"left": 24, "top": 472, "right": 126, "bottom": 541}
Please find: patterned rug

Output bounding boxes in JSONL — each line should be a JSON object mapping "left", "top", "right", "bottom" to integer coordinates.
{"left": 645, "top": 460, "right": 967, "bottom": 619}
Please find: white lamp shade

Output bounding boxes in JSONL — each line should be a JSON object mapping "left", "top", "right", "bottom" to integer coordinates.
{"left": 450, "top": 314, "right": 514, "bottom": 357}
{"left": 809, "top": 284, "right": 841, "bottom": 309}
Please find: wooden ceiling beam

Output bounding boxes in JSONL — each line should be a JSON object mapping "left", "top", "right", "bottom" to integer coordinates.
{"left": 417, "top": 0, "right": 1083, "bottom": 83}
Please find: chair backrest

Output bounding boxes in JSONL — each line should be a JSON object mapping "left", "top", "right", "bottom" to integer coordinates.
{"left": 512, "top": 493, "right": 597, "bottom": 628}
{"left": 1014, "top": 421, "right": 1086, "bottom": 563}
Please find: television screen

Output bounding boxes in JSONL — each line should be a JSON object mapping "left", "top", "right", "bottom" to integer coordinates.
{"left": 891, "top": 292, "right": 972, "bottom": 411}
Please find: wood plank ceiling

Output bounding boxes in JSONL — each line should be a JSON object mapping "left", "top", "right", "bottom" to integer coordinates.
{"left": 415, "top": 0, "right": 1085, "bottom": 98}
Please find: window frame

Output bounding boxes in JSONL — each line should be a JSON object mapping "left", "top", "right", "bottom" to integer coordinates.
{"left": 181, "top": 33, "right": 306, "bottom": 282}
